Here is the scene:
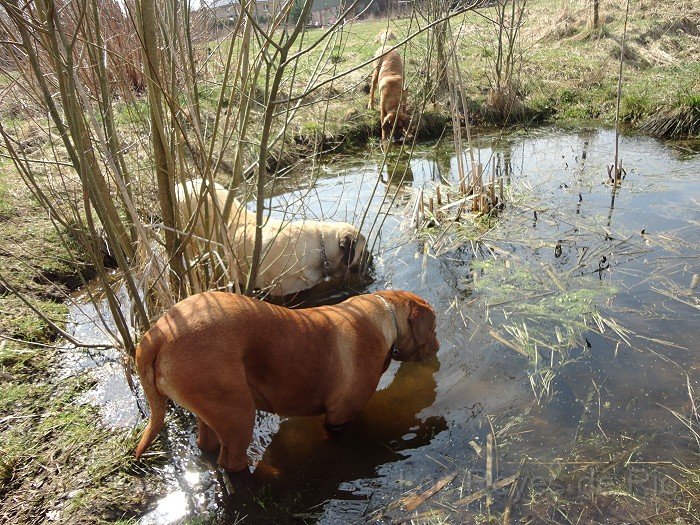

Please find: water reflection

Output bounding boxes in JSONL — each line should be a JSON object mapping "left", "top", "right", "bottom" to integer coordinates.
{"left": 214, "top": 359, "right": 444, "bottom": 523}
{"left": 62, "top": 126, "right": 700, "bottom": 524}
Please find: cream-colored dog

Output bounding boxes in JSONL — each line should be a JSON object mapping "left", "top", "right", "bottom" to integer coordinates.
{"left": 176, "top": 179, "right": 366, "bottom": 296}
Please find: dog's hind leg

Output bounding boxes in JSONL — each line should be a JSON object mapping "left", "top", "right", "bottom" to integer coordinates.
{"left": 196, "top": 417, "right": 220, "bottom": 453}
{"left": 202, "top": 389, "right": 256, "bottom": 473}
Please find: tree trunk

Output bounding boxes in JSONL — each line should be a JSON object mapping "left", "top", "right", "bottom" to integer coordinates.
{"left": 136, "top": 0, "right": 187, "bottom": 300}
{"left": 593, "top": 0, "right": 599, "bottom": 29}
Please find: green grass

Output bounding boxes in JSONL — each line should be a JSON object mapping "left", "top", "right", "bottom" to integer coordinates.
{"left": 621, "top": 92, "right": 652, "bottom": 122}
{"left": 0, "top": 348, "right": 162, "bottom": 523}
{"left": 0, "top": 188, "right": 12, "bottom": 220}
{"left": 641, "top": 96, "right": 700, "bottom": 137}
{"left": 0, "top": 296, "right": 68, "bottom": 343}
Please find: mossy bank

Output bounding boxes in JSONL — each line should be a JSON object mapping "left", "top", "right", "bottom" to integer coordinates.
{"left": 0, "top": 170, "right": 164, "bottom": 523}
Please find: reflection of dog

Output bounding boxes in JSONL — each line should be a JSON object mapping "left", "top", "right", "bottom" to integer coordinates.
{"left": 176, "top": 179, "right": 365, "bottom": 296}
{"left": 134, "top": 290, "right": 440, "bottom": 472}
{"left": 368, "top": 46, "right": 410, "bottom": 142}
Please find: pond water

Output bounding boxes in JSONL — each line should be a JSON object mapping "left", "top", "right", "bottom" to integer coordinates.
{"left": 66, "top": 126, "right": 700, "bottom": 524}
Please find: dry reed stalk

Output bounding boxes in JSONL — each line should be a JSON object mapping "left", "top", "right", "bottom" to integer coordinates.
{"left": 486, "top": 432, "right": 494, "bottom": 507}
{"left": 610, "top": 0, "right": 631, "bottom": 182}
{"left": 454, "top": 474, "right": 518, "bottom": 506}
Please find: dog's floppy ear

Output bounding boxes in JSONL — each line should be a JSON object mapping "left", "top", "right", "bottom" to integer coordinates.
{"left": 339, "top": 233, "right": 357, "bottom": 266}
{"left": 382, "top": 113, "right": 395, "bottom": 132}
{"left": 408, "top": 302, "right": 435, "bottom": 345}
{"left": 399, "top": 112, "right": 410, "bottom": 132}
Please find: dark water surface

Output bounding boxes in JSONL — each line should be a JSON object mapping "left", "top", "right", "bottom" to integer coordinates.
{"left": 66, "top": 127, "right": 700, "bottom": 524}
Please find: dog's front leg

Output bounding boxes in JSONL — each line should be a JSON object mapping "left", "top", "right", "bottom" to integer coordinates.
{"left": 324, "top": 390, "right": 372, "bottom": 429}
{"left": 368, "top": 63, "right": 379, "bottom": 110}
{"left": 380, "top": 105, "right": 388, "bottom": 142}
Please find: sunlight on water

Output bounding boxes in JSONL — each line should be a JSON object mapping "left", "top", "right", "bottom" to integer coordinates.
{"left": 139, "top": 491, "right": 188, "bottom": 525}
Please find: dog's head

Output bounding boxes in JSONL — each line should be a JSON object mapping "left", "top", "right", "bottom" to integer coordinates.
{"left": 382, "top": 111, "right": 411, "bottom": 143}
{"left": 381, "top": 290, "right": 439, "bottom": 361}
{"left": 337, "top": 228, "right": 367, "bottom": 270}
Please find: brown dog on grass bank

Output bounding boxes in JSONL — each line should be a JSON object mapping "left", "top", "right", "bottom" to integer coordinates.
{"left": 134, "top": 290, "right": 439, "bottom": 472}
{"left": 368, "top": 45, "right": 410, "bottom": 143}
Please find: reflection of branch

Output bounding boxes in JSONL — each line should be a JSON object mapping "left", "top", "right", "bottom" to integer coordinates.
{"left": 611, "top": 0, "right": 631, "bottom": 178}
{"left": 0, "top": 272, "right": 118, "bottom": 350}
{"left": 606, "top": 183, "right": 618, "bottom": 236}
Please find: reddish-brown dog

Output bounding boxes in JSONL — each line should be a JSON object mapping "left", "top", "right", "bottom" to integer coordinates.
{"left": 368, "top": 46, "right": 410, "bottom": 142}
{"left": 134, "top": 290, "right": 439, "bottom": 472}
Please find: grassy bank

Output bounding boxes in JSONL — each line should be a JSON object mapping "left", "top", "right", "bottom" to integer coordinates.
{"left": 0, "top": 169, "right": 164, "bottom": 523}
{"left": 278, "top": 0, "right": 700, "bottom": 149}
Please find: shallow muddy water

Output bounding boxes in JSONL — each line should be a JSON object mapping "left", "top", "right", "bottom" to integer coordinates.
{"left": 66, "top": 126, "right": 700, "bottom": 524}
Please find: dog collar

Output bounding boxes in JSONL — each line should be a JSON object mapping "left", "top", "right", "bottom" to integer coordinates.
{"left": 319, "top": 233, "right": 332, "bottom": 282}
{"left": 375, "top": 294, "right": 399, "bottom": 356}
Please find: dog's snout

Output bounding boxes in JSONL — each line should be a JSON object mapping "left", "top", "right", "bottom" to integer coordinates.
{"left": 350, "top": 233, "right": 367, "bottom": 267}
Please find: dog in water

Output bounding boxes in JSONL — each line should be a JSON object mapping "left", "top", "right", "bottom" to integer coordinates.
{"left": 134, "top": 290, "right": 439, "bottom": 472}
{"left": 176, "top": 179, "right": 366, "bottom": 296}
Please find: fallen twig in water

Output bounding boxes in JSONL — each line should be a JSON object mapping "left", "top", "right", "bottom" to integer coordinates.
{"left": 453, "top": 473, "right": 519, "bottom": 507}
{"left": 400, "top": 471, "right": 458, "bottom": 512}
{"left": 489, "top": 329, "right": 529, "bottom": 358}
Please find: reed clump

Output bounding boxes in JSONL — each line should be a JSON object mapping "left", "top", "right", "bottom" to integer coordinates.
{"left": 641, "top": 94, "right": 700, "bottom": 138}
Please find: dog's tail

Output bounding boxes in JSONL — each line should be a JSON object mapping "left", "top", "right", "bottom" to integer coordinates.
{"left": 134, "top": 329, "right": 168, "bottom": 459}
